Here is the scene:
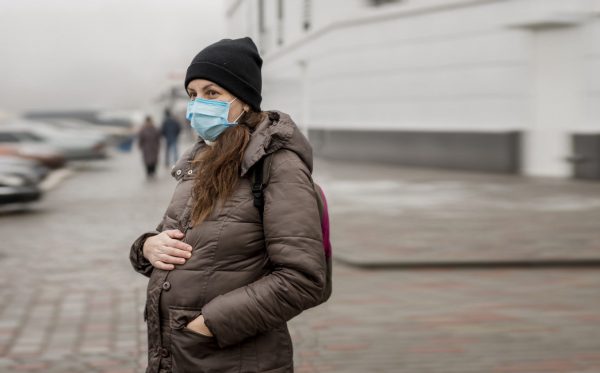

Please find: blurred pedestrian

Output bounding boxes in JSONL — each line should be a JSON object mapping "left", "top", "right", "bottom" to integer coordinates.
{"left": 129, "top": 37, "right": 327, "bottom": 372}
{"left": 161, "top": 108, "right": 181, "bottom": 167}
{"left": 138, "top": 116, "right": 161, "bottom": 179}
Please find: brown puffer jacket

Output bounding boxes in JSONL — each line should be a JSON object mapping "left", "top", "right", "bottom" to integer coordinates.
{"left": 129, "top": 111, "right": 327, "bottom": 373}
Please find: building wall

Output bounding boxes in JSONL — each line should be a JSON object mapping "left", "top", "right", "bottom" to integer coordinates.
{"left": 226, "top": 0, "right": 600, "bottom": 178}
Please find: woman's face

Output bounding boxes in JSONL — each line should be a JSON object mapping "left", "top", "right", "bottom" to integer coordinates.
{"left": 186, "top": 79, "right": 248, "bottom": 123}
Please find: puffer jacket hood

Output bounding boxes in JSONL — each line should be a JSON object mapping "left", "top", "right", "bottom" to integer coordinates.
{"left": 240, "top": 110, "right": 313, "bottom": 177}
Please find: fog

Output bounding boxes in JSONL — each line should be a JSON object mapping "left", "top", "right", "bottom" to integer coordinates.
{"left": 0, "top": 0, "right": 225, "bottom": 114}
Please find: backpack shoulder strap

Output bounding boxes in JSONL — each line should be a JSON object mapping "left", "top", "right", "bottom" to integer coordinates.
{"left": 251, "top": 154, "right": 273, "bottom": 216}
{"left": 252, "top": 157, "right": 264, "bottom": 212}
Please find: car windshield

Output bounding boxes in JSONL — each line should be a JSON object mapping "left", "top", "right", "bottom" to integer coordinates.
{"left": 0, "top": 131, "right": 45, "bottom": 143}
{"left": 0, "top": 133, "right": 20, "bottom": 143}
{"left": 17, "top": 132, "right": 45, "bottom": 142}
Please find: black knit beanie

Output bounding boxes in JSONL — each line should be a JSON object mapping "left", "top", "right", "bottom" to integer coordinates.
{"left": 184, "top": 37, "right": 263, "bottom": 112}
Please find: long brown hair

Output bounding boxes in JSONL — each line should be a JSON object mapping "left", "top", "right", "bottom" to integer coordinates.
{"left": 189, "top": 110, "right": 266, "bottom": 226}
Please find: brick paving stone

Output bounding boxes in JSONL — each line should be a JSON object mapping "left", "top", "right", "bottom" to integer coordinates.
{"left": 12, "top": 362, "right": 49, "bottom": 371}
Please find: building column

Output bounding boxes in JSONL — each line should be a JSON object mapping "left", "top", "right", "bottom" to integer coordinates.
{"left": 524, "top": 24, "right": 585, "bottom": 177}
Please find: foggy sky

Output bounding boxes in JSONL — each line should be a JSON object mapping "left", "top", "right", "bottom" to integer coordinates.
{"left": 0, "top": 0, "right": 226, "bottom": 114}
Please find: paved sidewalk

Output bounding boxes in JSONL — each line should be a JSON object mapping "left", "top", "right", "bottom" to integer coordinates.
{"left": 0, "top": 147, "right": 597, "bottom": 372}
{"left": 290, "top": 265, "right": 600, "bottom": 373}
{"left": 312, "top": 158, "right": 600, "bottom": 267}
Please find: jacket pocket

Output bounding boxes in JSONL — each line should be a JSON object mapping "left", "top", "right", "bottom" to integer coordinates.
{"left": 168, "top": 306, "right": 243, "bottom": 373}
{"left": 251, "top": 324, "right": 293, "bottom": 372}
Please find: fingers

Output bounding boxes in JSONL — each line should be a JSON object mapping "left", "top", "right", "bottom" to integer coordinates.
{"left": 149, "top": 230, "right": 193, "bottom": 270}
{"left": 158, "top": 251, "right": 188, "bottom": 265}
{"left": 156, "top": 245, "right": 192, "bottom": 265}
{"left": 152, "top": 260, "right": 175, "bottom": 271}
{"left": 165, "top": 238, "right": 193, "bottom": 252}
{"left": 164, "top": 229, "right": 184, "bottom": 239}
{"left": 160, "top": 230, "right": 192, "bottom": 251}
{"left": 163, "top": 245, "right": 192, "bottom": 259}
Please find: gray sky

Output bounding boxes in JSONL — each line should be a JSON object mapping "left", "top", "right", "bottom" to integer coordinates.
{"left": 0, "top": 0, "right": 225, "bottom": 114}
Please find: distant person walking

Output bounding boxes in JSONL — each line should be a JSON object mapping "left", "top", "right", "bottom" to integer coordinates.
{"left": 161, "top": 108, "right": 182, "bottom": 167}
{"left": 138, "top": 116, "right": 161, "bottom": 179}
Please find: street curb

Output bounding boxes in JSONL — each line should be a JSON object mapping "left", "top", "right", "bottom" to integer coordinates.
{"left": 39, "top": 168, "right": 74, "bottom": 192}
{"left": 333, "top": 256, "right": 600, "bottom": 269}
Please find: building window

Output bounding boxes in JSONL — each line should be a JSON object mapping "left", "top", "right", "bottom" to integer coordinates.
{"left": 258, "top": 0, "right": 266, "bottom": 53}
{"left": 367, "top": 0, "right": 403, "bottom": 6}
{"left": 303, "top": 0, "right": 311, "bottom": 31}
{"left": 277, "top": 0, "right": 284, "bottom": 45}
{"left": 225, "top": 0, "right": 243, "bottom": 18}
{"left": 258, "top": 0, "right": 266, "bottom": 34}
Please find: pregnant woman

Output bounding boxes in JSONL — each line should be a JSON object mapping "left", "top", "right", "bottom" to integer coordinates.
{"left": 129, "top": 37, "right": 327, "bottom": 373}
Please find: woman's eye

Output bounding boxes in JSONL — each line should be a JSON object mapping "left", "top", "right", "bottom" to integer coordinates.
{"left": 207, "top": 90, "right": 218, "bottom": 97}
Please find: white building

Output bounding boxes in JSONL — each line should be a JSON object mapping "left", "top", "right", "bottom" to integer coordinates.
{"left": 225, "top": 0, "right": 600, "bottom": 180}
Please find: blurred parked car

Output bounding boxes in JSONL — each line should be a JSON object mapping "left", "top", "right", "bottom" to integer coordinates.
{"left": 36, "top": 118, "right": 110, "bottom": 141}
{"left": 0, "top": 121, "right": 107, "bottom": 160}
{"left": 0, "top": 155, "right": 49, "bottom": 183}
{"left": 0, "top": 144, "right": 66, "bottom": 169}
{"left": 0, "top": 163, "right": 43, "bottom": 204}
{"left": 41, "top": 118, "right": 132, "bottom": 145}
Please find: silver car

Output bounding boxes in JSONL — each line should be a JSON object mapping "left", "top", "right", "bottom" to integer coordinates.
{"left": 0, "top": 158, "right": 43, "bottom": 205}
{"left": 0, "top": 121, "right": 108, "bottom": 160}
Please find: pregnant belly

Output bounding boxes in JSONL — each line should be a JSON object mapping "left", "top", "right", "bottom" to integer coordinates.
{"left": 158, "top": 266, "right": 270, "bottom": 318}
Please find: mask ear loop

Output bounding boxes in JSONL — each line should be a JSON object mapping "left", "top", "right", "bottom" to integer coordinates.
{"left": 227, "top": 97, "right": 246, "bottom": 125}
{"left": 231, "top": 110, "right": 246, "bottom": 124}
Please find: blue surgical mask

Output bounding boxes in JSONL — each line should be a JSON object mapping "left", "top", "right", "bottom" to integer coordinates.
{"left": 186, "top": 97, "right": 244, "bottom": 142}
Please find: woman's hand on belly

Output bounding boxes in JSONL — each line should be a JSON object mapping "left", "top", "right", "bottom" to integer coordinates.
{"left": 186, "top": 315, "right": 214, "bottom": 337}
{"left": 142, "top": 229, "right": 193, "bottom": 270}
